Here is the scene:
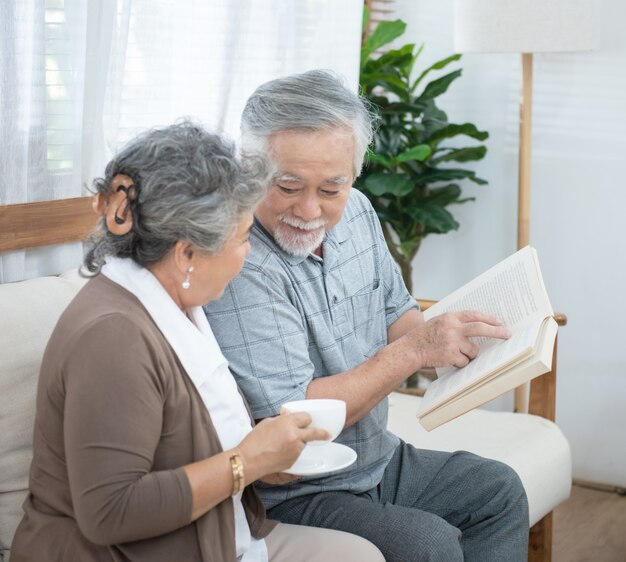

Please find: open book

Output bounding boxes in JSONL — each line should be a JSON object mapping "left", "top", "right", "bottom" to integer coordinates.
{"left": 416, "top": 246, "right": 558, "bottom": 431}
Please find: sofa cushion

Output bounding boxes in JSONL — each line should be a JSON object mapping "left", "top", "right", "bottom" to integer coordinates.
{"left": 0, "top": 272, "right": 86, "bottom": 554}
{"left": 387, "top": 391, "right": 572, "bottom": 526}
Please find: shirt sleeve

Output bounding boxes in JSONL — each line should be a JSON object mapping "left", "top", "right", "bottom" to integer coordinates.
{"left": 62, "top": 315, "right": 193, "bottom": 546}
{"left": 204, "top": 264, "right": 314, "bottom": 420}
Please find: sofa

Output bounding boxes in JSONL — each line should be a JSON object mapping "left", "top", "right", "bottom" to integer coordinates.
{"left": 0, "top": 268, "right": 572, "bottom": 561}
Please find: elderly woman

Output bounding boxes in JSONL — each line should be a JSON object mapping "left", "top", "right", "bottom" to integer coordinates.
{"left": 10, "top": 122, "right": 383, "bottom": 562}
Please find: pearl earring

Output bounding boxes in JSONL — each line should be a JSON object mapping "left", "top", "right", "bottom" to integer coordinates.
{"left": 182, "top": 266, "right": 194, "bottom": 289}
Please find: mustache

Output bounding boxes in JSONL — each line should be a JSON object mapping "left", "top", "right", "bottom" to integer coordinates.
{"left": 277, "top": 214, "right": 326, "bottom": 231}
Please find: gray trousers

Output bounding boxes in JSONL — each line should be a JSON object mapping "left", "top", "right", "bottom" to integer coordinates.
{"left": 267, "top": 442, "right": 529, "bottom": 562}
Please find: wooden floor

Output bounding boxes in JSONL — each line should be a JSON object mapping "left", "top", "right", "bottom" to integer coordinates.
{"left": 553, "top": 484, "right": 626, "bottom": 562}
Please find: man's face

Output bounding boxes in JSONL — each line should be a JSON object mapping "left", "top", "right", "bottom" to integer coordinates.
{"left": 255, "top": 128, "right": 355, "bottom": 257}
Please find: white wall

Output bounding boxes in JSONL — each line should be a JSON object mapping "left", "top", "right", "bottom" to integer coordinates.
{"left": 395, "top": 0, "right": 626, "bottom": 487}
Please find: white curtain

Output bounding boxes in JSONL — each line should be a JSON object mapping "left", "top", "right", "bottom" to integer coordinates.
{"left": 0, "top": 0, "right": 362, "bottom": 283}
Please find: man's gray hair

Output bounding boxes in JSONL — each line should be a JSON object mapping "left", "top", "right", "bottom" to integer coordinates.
{"left": 241, "top": 69, "right": 377, "bottom": 176}
{"left": 85, "top": 120, "right": 271, "bottom": 273}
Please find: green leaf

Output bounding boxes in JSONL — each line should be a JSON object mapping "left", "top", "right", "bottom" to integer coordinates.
{"left": 364, "top": 173, "right": 414, "bottom": 197}
{"left": 399, "top": 125, "right": 427, "bottom": 146}
{"left": 411, "top": 53, "right": 462, "bottom": 93}
{"left": 362, "top": 44, "right": 415, "bottom": 76}
{"left": 387, "top": 44, "right": 419, "bottom": 78}
{"left": 408, "top": 204, "right": 460, "bottom": 233}
{"left": 395, "top": 145, "right": 431, "bottom": 163}
{"left": 418, "top": 168, "right": 488, "bottom": 185}
{"left": 452, "top": 197, "right": 476, "bottom": 205}
{"left": 366, "top": 72, "right": 408, "bottom": 98}
{"left": 467, "top": 175, "right": 488, "bottom": 186}
{"left": 425, "top": 184, "right": 462, "bottom": 206}
{"left": 422, "top": 118, "right": 449, "bottom": 139}
{"left": 426, "top": 123, "right": 489, "bottom": 144}
{"left": 411, "top": 43, "right": 425, "bottom": 75}
{"left": 431, "top": 146, "right": 487, "bottom": 163}
{"left": 417, "top": 69, "right": 462, "bottom": 101}
{"left": 369, "top": 95, "right": 391, "bottom": 109}
{"left": 374, "top": 121, "right": 410, "bottom": 154}
{"left": 361, "top": 20, "right": 407, "bottom": 64}
{"left": 422, "top": 101, "right": 448, "bottom": 121}
{"left": 381, "top": 101, "right": 427, "bottom": 116}
{"left": 366, "top": 152, "right": 394, "bottom": 169}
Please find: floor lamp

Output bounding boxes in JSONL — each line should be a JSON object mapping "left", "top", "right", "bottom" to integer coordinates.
{"left": 453, "top": 0, "right": 599, "bottom": 412}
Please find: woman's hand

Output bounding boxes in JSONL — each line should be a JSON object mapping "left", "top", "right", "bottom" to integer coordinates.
{"left": 183, "top": 409, "right": 327, "bottom": 521}
{"left": 236, "top": 410, "right": 329, "bottom": 484}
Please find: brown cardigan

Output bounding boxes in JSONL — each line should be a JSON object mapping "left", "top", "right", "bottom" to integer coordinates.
{"left": 11, "top": 275, "right": 275, "bottom": 562}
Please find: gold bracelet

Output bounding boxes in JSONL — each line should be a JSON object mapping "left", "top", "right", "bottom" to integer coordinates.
{"left": 229, "top": 454, "right": 245, "bottom": 496}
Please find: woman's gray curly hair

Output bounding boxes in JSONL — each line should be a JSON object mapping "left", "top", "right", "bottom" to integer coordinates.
{"left": 84, "top": 120, "right": 271, "bottom": 273}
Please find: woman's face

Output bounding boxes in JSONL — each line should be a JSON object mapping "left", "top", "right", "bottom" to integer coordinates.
{"left": 184, "top": 212, "right": 254, "bottom": 307}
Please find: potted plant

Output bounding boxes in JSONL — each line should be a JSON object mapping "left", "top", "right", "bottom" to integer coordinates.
{"left": 356, "top": 10, "right": 489, "bottom": 295}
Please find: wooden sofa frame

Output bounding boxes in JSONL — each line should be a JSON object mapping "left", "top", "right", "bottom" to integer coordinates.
{"left": 0, "top": 196, "right": 567, "bottom": 562}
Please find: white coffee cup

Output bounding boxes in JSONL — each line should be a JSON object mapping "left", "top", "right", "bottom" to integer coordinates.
{"left": 282, "top": 399, "right": 346, "bottom": 445}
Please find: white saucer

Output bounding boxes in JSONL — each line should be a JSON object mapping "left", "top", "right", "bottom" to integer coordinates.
{"left": 284, "top": 442, "right": 357, "bottom": 476}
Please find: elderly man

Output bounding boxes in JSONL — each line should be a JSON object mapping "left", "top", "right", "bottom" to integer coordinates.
{"left": 204, "top": 70, "right": 529, "bottom": 562}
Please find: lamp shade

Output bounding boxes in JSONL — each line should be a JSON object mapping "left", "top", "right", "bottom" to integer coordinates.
{"left": 454, "top": 0, "right": 600, "bottom": 53}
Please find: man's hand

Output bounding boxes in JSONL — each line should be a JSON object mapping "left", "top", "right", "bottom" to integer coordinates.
{"left": 406, "top": 311, "right": 512, "bottom": 369}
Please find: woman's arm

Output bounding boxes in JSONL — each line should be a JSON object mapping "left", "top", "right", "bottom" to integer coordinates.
{"left": 64, "top": 315, "right": 326, "bottom": 543}
{"left": 64, "top": 316, "right": 193, "bottom": 545}
{"left": 183, "top": 413, "right": 326, "bottom": 521}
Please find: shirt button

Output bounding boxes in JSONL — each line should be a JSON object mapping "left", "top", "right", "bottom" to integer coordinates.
{"left": 333, "top": 295, "right": 338, "bottom": 303}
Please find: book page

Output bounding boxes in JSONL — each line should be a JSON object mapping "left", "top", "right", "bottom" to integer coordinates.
{"left": 423, "top": 246, "right": 553, "bottom": 378}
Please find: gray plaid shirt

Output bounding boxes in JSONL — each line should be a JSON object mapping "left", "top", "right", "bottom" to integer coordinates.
{"left": 204, "top": 189, "right": 418, "bottom": 507}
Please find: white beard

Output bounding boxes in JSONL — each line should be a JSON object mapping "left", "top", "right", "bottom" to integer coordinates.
{"left": 273, "top": 214, "right": 326, "bottom": 256}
